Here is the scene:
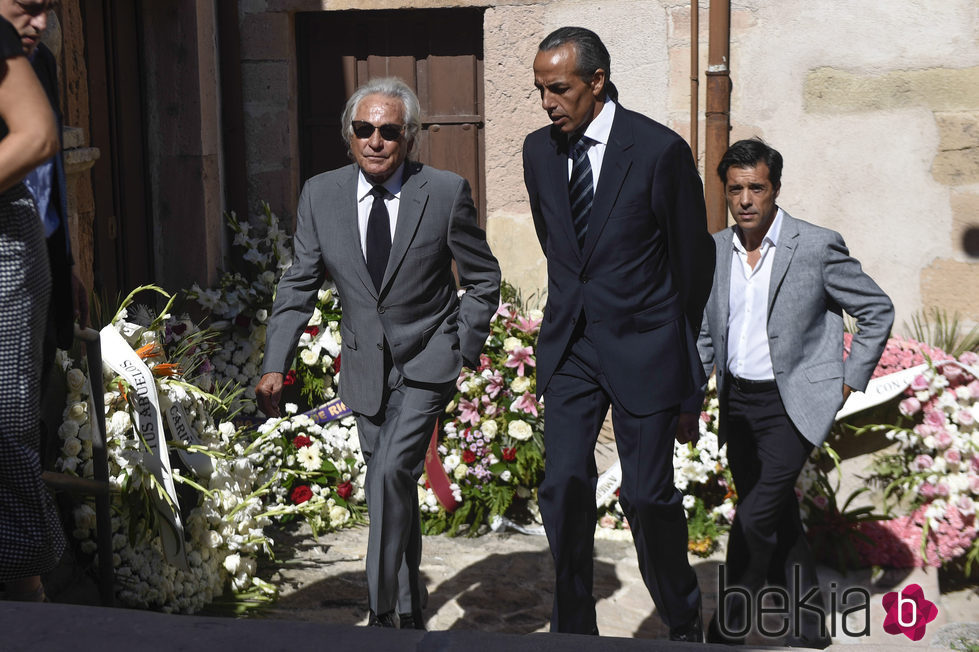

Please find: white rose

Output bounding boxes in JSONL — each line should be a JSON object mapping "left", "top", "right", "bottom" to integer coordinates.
{"left": 503, "top": 337, "right": 522, "bottom": 352}
{"left": 528, "top": 309, "right": 544, "bottom": 321}
{"left": 107, "top": 411, "right": 133, "bottom": 438}
{"left": 329, "top": 505, "right": 350, "bottom": 527}
{"left": 223, "top": 553, "right": 241, "bottom": 574}
{"left": 255, "top": 309, "right": 268, "bottom": 324}
{"left": 57, "top": 420, "right": 80, "bottom": 440}
{"left": 481, "top": 420, "right": 498, "bottom": 439}
{"left": 62, "top": 437, "right": 82, "bottom": 457}
{"left": 66, "top": 368, "right": 87, "bottom": 394}
{"left": 500, "top": 470, "right": 512, "bottom": 482}
{"left": 507, "top": 420, "right": 533, "bottom": 441}
{"left": 66, "top": 402, "right": 88, "bottom": 425}
{"left": 308, "top": 308, "right": 323, "bottom": 327}
{"left": 453, "top": 464, "right": 469, "bottom": 480}
{"left": 299, "top": 348, "right": 319, "bottom": 366}
{"left": 510, "top": 376, "right": 531, "bottom": 394}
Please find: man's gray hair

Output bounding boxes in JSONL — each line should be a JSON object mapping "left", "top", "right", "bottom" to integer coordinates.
{"left": 341, "top": 77, "right": 422, "bottom": 146}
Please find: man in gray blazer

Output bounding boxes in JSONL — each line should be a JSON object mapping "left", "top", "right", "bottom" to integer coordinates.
{"left": 256, "top": 78, "right": 500, "bottom": 629}
{"left": 680, "top": 139, "right": 893, "bottom": 648}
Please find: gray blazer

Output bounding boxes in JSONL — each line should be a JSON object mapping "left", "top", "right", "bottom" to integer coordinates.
{"left": 697, "top": 212, "right": 894, "bottom": 446}
{"left": 263, "top": 161, "right": 501, "bottom": 416}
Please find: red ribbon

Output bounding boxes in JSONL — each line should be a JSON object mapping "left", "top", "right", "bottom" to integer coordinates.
{"left": 424, "top": 422, "right": 459, "bottom": 512}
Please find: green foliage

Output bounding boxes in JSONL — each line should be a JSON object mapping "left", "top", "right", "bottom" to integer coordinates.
{"left": 906, "top": 307, "right": 979, "bottom": 357}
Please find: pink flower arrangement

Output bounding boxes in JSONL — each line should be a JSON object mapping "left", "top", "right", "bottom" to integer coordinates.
{"left": 855, "top": 504, "right": 977, "bottom": 568}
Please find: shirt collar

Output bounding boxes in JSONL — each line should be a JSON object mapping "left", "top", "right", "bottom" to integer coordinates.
{"left": 581, "top": 98, "right": 616, "bottom": 147}
{"left": 732, "top": 206, "right": 784, "bottom": 253}
{"left": 357, "top": 162, "right": 406, "bottom": 201}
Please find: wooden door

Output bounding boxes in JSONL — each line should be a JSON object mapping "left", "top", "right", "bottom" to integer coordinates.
{"left": 296, "top": 8, "right": 486, "bottom": 225}
{"left": 82, "top": 0, "right": 153, "bottom": 303}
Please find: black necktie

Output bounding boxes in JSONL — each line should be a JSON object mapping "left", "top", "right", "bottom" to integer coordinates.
{"left": 366, "top": 185, "right": 391, "bottom": 292}
{"left": 569, "top": 137, "right": 594, "bottom": 249}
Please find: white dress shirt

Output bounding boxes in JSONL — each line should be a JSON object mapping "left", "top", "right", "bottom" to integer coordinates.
{"left": 356, "top": 163, "right": 405, "bottom": 260}
{"left": 567, "top": 99, "right": 616, "bottom": 190}
{"left": 726, "top": 207, "right": 785, "bottom": 381}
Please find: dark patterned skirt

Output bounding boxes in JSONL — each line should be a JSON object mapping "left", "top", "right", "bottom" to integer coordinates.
{"left": 0, "top": 183, "right": 64, "bottom": 581}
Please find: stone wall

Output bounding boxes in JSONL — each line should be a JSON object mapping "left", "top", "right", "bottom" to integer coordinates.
{"left": 237, "top": 0, "right": 979, "bottom": 327}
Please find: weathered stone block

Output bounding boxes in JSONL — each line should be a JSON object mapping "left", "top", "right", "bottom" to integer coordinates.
{"left": 240, "top": 12, "right": 291, "bottom": 61}
{"left": 933, "top": 112, "right": 979, "bottom": 186}
{"left": 921, "top": 258, "right": 979, "bottom": 322}
{"left": 242, "top": 61, "right": 291, "bottom": 107}
{"left": 805, "top": 66, "right": 979, "bottom": 113}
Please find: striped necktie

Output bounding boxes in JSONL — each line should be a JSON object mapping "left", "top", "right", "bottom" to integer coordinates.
{"left": 569, "top": 136, "right": 594, "bottom": 249}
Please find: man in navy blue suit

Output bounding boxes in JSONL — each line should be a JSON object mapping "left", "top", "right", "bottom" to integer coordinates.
{"left": 523, "top": 26, "right": 714, "bottom": 640}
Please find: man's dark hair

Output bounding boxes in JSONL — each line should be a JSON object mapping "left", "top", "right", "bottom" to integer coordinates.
{"left": 717, "top": 138, "right": 783, "bottom": 188}
{"left": 539, "top": 26, "right": 611, "bottom": 85}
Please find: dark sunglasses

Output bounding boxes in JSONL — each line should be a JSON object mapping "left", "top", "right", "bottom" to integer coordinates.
{"left": 352, "top": 121, "right": 405, "bottom": 141}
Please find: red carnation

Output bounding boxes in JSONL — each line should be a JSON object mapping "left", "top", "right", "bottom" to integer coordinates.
{"left": 502, "top": 447, "right": 517, "bottom": 462}
{"left": 336, "top": 481, "right": 353, "bottom": 500}
{"left": 283, "top": 369, "right": 298, "bottom": 386}
{"left": 305, "top": 325, "right": 320, "bottom": 337}
{"left": 334, "top": 353, "right": 341, "bottom": 373}
{"left": 290, "top": 485, "right": 313, "bottom": 504}
{"left": 462, "top": 450, "right": 476, "bottom": 464}
{"left": 293, "top": 434, "right": 312, "bottom": 448}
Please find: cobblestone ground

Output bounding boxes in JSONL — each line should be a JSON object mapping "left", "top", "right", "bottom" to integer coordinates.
{"left": 256, "top": 521, "right": 979, "bottom": 649}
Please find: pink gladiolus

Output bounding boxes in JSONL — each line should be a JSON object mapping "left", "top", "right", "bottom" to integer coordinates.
{"left": 515, "top": 315, "right": 543, "bottom": 334}
{"left": 504, "top": 346, "right": 536, "bottom": 376}
{"left": 458, "top": 397, "right": 480, "bottom": 426}
{"left": 484, "top": 370, "right": 504, "bottom": 399}
{"left": 899, "top": 397, "right": 922, "bottom": 417}
{"left": 511, "top": 392, "right": 539, "bottom": 417}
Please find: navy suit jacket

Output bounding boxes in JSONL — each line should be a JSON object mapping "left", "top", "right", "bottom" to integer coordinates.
{"left": 523, "top": 105, "right": 714, "bottom": 415}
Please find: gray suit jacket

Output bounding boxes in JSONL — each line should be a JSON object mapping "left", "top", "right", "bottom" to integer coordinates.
{"left": 263, "top": 161, "right": 501, "bottom": 416}
{"left": 697, "top": 211, "right": 894, "bottom": 446}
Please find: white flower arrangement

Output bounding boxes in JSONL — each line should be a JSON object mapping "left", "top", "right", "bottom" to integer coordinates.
{"left": 56, "top": 294, "right": 275, "bottom": 613}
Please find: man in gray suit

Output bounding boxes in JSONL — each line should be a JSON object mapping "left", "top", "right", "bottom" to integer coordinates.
{"left": 256, "top": 78, "right": 500, "bottom": 629}
{"left": 680, "top": 139, "right": 893, "bottom": 647}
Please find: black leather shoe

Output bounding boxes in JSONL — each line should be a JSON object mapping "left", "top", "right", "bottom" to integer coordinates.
{"left": 669, "top": 611, "right": 704, "bottom": 643}
{"left": 367, "top": 610, "right": 398, "bottom": 627}
{"left": 398, "top": 611, "right": 426, "bottom": 630}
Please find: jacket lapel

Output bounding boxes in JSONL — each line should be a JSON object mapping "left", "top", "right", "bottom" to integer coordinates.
{"left": 337, "top": 165, "right": 378, "bottom": 298}
{"left": 715, "top": 230, "right": 733, "bottom": 352}
{"left": 544, "top": 133, "right": 583, "bottom": 262}
{"left": 581, "top": 111, "right": 632, "bottom": 264}
{"left": 382, "top": 162, "right": 428, "bottom": 295}
{"left": 768, "top": 212, "right": 798, "bottom": 318}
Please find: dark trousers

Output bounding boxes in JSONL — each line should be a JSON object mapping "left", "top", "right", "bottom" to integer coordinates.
{"left": 539, "top": 324, "right": 700, "bottom": 634}
{"left": 716, "top": 381, "right": 825, "bottom": 640}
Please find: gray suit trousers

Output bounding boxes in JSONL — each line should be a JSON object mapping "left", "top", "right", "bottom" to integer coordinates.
{"left": 355, "top": 361, "right": 455, "bottom": 616}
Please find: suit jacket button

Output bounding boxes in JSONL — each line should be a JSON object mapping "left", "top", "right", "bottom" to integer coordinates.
{"left": 377, "top": 306, "right": 385, "bottom": 314}
{"left": 376, "top": 343, "right": 384, "bottom": 350}
{"left": 579, "top": 274, "right": 589, "bottom": 283}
